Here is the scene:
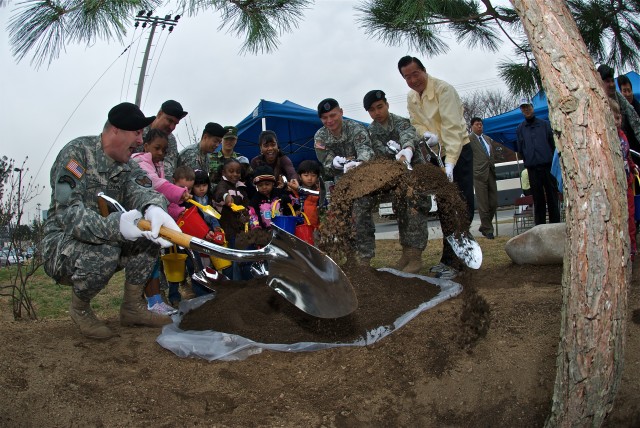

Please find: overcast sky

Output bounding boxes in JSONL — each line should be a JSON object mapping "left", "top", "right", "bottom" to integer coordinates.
{"left": 1, "top": 0, "right": 515, "bottom": 218}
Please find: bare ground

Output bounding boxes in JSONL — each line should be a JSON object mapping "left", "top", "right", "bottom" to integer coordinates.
{"left": 1, "top": 252, "right": 639, "bottom": 427}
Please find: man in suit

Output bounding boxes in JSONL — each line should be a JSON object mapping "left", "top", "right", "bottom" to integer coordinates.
{"left": 468, "top": 117, "right": 497, "bottom": 239}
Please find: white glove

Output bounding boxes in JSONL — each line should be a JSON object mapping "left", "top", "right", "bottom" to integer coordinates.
{"left": 423, "top": 131, "right": 439, "bottom": 145}
{"left": 332, "top": 156, "right": 347, "bottom": 169}
{"left": 396, "top": 148, "right": 413, "bottom": 163}
{"left": 144, "top": 205, "right": 181, "bottom": 248}
{"left": 387, "top": 140, "right": 401, "bottom": 153}
{"left": 444, "top": 163, "right": 454, "bottom": 182}
{"left": 119, "top": 209, "right": 144, "bottom": 241}
{"left": 343, "top": 161, "right": 362, "bottom": 173}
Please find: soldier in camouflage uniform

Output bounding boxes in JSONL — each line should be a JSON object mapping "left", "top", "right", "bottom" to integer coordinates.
{"left": 43, "top": 102, "right": 183, "bottom": 340}
{"left": 314, "top": 98, "right": 376, "bottom": 266}
{"left": 177, "top": 122, "right": 226, "bottom": 179}
{"left": 364, "top": 90, "right": 430, "bottom": 273}
{"left": 139, "top": 100, "right": 188, "bottom": 181}
{"left": 210, "top": 126, "right": 245, "bottom": 188}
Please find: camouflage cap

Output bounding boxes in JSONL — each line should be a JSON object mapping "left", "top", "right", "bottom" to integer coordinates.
{"left": 317, "top": 98, "right": 339, "bottom": 117}
{"left": 222, "top": 126, "right": 238, "bottom": 139}
{"left": 363, "top": 90, "right": 386, "bottom": 110}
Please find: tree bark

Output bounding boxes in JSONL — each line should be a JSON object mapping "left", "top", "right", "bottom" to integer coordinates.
{"left": 510, "top": 1, "right": 630, "bottom": 426}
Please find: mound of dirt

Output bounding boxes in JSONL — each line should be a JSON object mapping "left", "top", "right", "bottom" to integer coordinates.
{"left": 179, "top": 267, "right": 443, "bottom": 343}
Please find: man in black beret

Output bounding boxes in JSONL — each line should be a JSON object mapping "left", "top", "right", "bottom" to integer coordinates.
{"left": 363, "top": 89, "right": 429, "bottom": 273}
{"left": 141, "top": 99, "right": 189, "bottom": 180}
{"left": 42, "top": 102, "right": 183, "bottom": 339}
{"left": 314, "top": 97, "right": 376, "bottom": 267}
{"left": 178, "top": 122, "right": 226, "bottom": 176}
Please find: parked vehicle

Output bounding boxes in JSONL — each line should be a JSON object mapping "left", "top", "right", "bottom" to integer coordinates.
{"left": 0, "top": 250, "right": 24, "bottom": 266}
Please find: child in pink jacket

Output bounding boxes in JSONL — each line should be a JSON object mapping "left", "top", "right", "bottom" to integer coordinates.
{"left": 132, "top": 129, "right": 192, "bottom": 315}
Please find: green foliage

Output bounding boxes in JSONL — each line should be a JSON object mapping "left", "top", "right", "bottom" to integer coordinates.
{"left": 7, "top": 0, "right": 310, "bottom": 67}
{"left": 212, "top": 0, "right": 311, "bottom": 55}
{"left": 498, "top": 61, "right": 542, "bottom": 98}
{"left": 357, "top": 0, "right": 640, "bottom": 96}
{"left": 8, "top": 0, "right": 160, "bottom": 67}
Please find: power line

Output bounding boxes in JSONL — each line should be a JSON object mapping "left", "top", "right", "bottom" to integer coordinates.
{"left": 33, "top": 37, "right": 144, "bottom": 183}
{"left": 142, "top": 28, "right": 173, "bottom": 110}
{"left": 119, "top": 25, "right": 139, "bottom": 101}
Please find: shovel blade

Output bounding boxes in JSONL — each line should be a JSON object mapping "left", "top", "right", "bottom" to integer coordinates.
{"left": 265, "top": 226, "right": 358, "bottom": 318}
{"left": 446, "top": 233, "right": 483, "bottom": 269}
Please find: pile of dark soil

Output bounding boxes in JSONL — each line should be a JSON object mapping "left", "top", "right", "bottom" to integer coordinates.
{"left": 319, "top": 158, "right": 469, "bottom": 260}
{"left": 179, "top": 266, "right": 441, "bottom": 343}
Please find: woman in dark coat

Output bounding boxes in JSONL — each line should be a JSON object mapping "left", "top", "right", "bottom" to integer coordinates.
{"left": 250, "top": 130, "right": 299, "bottom": 188}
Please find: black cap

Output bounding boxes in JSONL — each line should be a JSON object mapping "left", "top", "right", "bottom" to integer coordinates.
{"left": 363, "top": 90, "right": 386, "bottom": 110}
{"left": 317, "top": 98, "right": 339, "bottom": 117}
{"left": 203, "top": 122, "right": 225, "bottom": 138}
{"left": 161, "top": 100, "right": 188, "bottom": 119}
{"left": 597, "top": 64, "right": 614, "bottom": 80}
{"left": 193, "top": 169, "right": 209, "bottom": 185}
{"left": 253, "top": 165, "right": 276, "bottom": 184}
{"left": 108, "top": 102, "right": 156, "bottom": 131}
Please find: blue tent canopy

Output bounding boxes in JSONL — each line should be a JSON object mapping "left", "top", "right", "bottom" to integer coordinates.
{"left": 483, "top": 71, "right": 640, "bottom": 151}
{"left": 234, "top": 100, "right": 324, "bottom": 167}
{"left": 234, "top": 99, "right": 368, "bottom": 167}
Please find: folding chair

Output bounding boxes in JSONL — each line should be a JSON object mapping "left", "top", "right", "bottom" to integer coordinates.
{"left": 513, "top": 195, "right": 535, "bottom": 235}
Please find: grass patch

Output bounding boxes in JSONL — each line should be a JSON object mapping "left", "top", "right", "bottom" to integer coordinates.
{"left": 2, "top": 236, "right": 514, "bottom": 321}
{"left": 0, "top": 267, "right": 126, "bottom": 320}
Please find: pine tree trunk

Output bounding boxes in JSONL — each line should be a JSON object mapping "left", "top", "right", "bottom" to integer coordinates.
{"left": 510, "top": 1, "right": 631, "bottom": 426}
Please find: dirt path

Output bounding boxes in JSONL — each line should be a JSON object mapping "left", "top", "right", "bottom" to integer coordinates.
{"left": 1, "top": 261, "right": 639, "bottom": 427}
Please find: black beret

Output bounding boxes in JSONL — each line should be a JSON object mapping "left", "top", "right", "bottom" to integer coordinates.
{"left": 363, "top": 90, "right": 386, "bottom": 110}
{"left": 317, "top": 98, "right": 339, "bottom": 117}
{"left": 161, "top": 100, "right": 188, "bottom": 119}
{"left": 597, "top": 64, "right": 614, "bottom": 80}
{"left": 203, "top": 122, "right": 225, "bottom": 137}
{"left": 108, "top": 102, "right": 155, "bottom": 131}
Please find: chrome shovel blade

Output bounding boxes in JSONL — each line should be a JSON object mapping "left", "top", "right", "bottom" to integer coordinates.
{"left": 446, "top": 233, "right": 482, "bottom": 269}
{"left": 264, "top": 226, "right": 358, "bottom": 318}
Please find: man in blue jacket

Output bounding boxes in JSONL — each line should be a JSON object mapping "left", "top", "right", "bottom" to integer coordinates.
{"left": 516, "top": 98, "right": 560, "bottom": 225}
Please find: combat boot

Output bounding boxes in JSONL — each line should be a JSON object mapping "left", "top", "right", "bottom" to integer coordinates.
{"left": 395, "top": 247, "right": 411, "bottom": 270}
{"left": 69, "top": 292, "right": 114, "bottom": 340}
{"left": 402, "top": 247, "right": 424, "bottom": 274}
{"left": 120, "top": 282, "right": 172, "bottom": 327}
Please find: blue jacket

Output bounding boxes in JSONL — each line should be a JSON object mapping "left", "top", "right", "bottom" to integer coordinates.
{"left": 516, "top": 116, "right": 556, "bottom": 167}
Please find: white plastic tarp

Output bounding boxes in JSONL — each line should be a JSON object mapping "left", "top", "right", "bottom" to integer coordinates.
{"left": 156, "top": 268, "right": 462, "bottom": 361}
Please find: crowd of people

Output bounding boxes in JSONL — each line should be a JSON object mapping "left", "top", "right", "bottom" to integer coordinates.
{"left": 43, "top": 55, "right": 639, "bottom": 340}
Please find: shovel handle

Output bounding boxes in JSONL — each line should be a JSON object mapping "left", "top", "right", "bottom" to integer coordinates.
{"left": 136, "top": 219, "right": 194, "bottom": 248}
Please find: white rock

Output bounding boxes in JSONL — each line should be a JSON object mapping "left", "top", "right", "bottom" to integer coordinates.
{"left": 505, "top": 223, "right": 566, "bottom": 265}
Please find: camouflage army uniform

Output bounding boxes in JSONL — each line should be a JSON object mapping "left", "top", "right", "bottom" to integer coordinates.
{"left": 43, "top": 136, "right": 167, "bottom": 301}
{"left": 369, "top": 113, "right": 430, "bottom": 251}
{"left": 314, "top": 119, "right": 376, "bottom": 260}
{"left": 177, "top": 144, "right": 213, "bottom": 175}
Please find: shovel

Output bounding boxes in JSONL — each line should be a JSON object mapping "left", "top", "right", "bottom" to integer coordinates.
{"left": 187, "top": 199, "right": 221, "bottom": 219}
{"left": 385, "top": 141, "right": 413, "bottom": 171}
{"left": 98, "top": 193, "right": 357, "bottom": 318}
{"left": 415, "top": 138, "right": 482, "bottom": 269}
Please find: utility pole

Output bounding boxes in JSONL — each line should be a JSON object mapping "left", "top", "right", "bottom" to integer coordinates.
{"left": 133, "top": 11, "right": 180, "bottom": 106}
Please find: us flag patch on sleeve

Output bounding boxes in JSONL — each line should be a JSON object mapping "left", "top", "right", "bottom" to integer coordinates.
{"left": 65, "top": 159, "right": 85, "bottom": 179}
{"left": 314, "top": 139, "right": 326, "bottom": 150}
